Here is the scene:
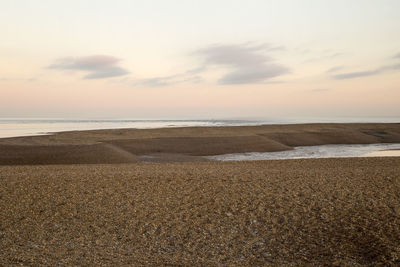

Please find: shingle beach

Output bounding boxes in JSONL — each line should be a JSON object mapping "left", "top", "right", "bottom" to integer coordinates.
{"left": 1, "top": 124, "right": 400, "bottom": 265}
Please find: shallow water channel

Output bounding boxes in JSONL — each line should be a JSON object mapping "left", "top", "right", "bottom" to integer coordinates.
{"left": 206, "top": 143, "right": 400, "bottom": 161}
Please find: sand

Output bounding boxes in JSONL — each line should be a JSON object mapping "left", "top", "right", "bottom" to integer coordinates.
{"left": 0, "top": 158, "right": 399, "bottom": 266}
{"left": 1, "top": 123, "right": 400, "bottom": 165}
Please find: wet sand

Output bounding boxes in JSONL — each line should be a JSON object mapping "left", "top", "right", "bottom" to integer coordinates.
{"left": 1, "top": 158, "right": 399, "bottom": 266}
{"left": 365, "top": 149, "right": 400, "bottom": 157}
{"left": 1, "top": 123, "right": 400, "bottom": 165}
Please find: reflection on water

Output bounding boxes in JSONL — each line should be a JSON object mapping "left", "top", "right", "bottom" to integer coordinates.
{"left": 206, "top": 143, "right": 400, "bottom": 161}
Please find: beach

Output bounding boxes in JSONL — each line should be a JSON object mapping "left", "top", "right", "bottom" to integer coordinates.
{"left": 1, "top": 123, "right": 400, "bottom": 265}
{"left": 1, "top": 123, "right": 400, "bottom": 165}
{"left": 4, "top": 0, "right": 400, "bottom": 265}
{"left": 1, "top": 158, "right": 399, "bottom": 265}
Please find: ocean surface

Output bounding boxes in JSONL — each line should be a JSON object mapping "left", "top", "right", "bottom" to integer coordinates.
{"left": 0, "top": 117, "right": 399, "bottom": 139}
{"left": 0, "top": 118, "right": 267, "bottom": 138}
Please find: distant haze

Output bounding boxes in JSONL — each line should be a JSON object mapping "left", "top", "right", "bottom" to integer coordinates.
{"left": 1, "top": 0, "right": 400, "bottom": 120}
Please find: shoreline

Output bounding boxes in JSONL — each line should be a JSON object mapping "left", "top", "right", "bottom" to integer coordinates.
{"left": 1, "top": 122, "right": 400, "bottom": 165}
{"left": 1, "top": 120, "right": 400, "bottom": 140}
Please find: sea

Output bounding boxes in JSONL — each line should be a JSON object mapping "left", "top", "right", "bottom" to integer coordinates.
{"left": 1, "top": 117, "right": 399, "bottom": 139}
{"left": 0, "top": 118, "right": 268, "bottom": 139}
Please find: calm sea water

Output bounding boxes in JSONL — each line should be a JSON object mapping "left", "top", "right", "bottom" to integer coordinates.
{"left": 0, "top": 119, "right": 266, "bottom": 138}
{"left": 0, "top": 117, "right": 399, "bottom": 139}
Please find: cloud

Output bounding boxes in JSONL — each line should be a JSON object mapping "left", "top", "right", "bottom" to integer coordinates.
{"left": 380, "top": 63, "right": 400, "bottom": 71}
{"left": 48, "top": 55, "right": 129, "bottom": 79}
{"left": 135, "top": 76, "right": 202, "bottom": 87}
{"left": 393, "top": 52, "right": 400, "bottom": 59}
{"left": 218, "top": 64, "right": 288, "bottom": 84}
{"left": 194, "top": 44, "right": 289, "bottom": 85}
{"left": 303, "top": 50, "right": 346, "bottom": 63}
{"left": 326, "top": 66, "right": 344, "bottom": 73}
{"left": 83, "top": 67, "right": 128, "bottom": 79}
{"left": 332, "top": 63, "right": 400, "bottom": 80}
{"left": 136, "top": 77, "right": 173, "bottom": 87}
{"left": 332, "top": 70, "right": 380, "bottom": 80}
{"left": 133, "top": 67, "right": 205, "bottom": 87}
{"left": 121, "top": 43, "right": 287, "bottom": 87}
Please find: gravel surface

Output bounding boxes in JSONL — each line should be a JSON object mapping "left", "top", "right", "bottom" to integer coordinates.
{"left": 1, "top": 157, "right": 399, "bottom": 266}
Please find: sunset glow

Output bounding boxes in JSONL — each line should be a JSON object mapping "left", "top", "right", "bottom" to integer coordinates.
{"left": 1, "top": 0, "right": 399, "bottom": 119}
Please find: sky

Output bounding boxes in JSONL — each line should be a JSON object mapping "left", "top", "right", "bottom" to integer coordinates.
{"left": 1, "top": 0, "right": 400, "bottom": 120}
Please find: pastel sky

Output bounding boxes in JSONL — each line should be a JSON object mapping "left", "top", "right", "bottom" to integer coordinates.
{"left": 1, "top": 0, "right": 400, "bottom": 119}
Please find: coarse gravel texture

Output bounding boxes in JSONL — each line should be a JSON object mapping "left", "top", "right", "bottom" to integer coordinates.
{"left": 1, "top": 157, "right": 399, "bottom": 266}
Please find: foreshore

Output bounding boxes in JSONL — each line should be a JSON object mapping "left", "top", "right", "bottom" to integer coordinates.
{"left": 1, "top": 158, "right": 399, "bottom": 265}
{"left": 1, "top": 122, "right": 400, "bottom": 165}
{"left": 1, "top": 123, "right": 400, "bottom": 265}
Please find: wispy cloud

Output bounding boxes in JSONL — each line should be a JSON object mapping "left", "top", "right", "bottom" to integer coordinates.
{"left": 133, "top": 67, "right": 204, "bottom": 87}
{"left": 332, "top": 63, "right": 400, "bottom": 80}
{"left": 48, "top": 55, "right": 129, "bottom": 79}
{"left": 303, "top": 50, "right": 346, "bottom": 63}
{"left": 194, "top": 44, "right": 289, "bottom": 85}
{"left": 326, "top": 66, "right": 344, "bottom": 73}
{"left": 125, "top": 43, "right": 288, "bottom": 87}
{"left": 332, "top": 70, "right": 380, "bottom": 80}
{"left": 381, "top": 63, "right": 400, "bottom": 71}
{"left": 134, "top": 75, "right": 202, "bottom": 87}
{"left": 393, "top": 52, "right": 400, "bottom": 59}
